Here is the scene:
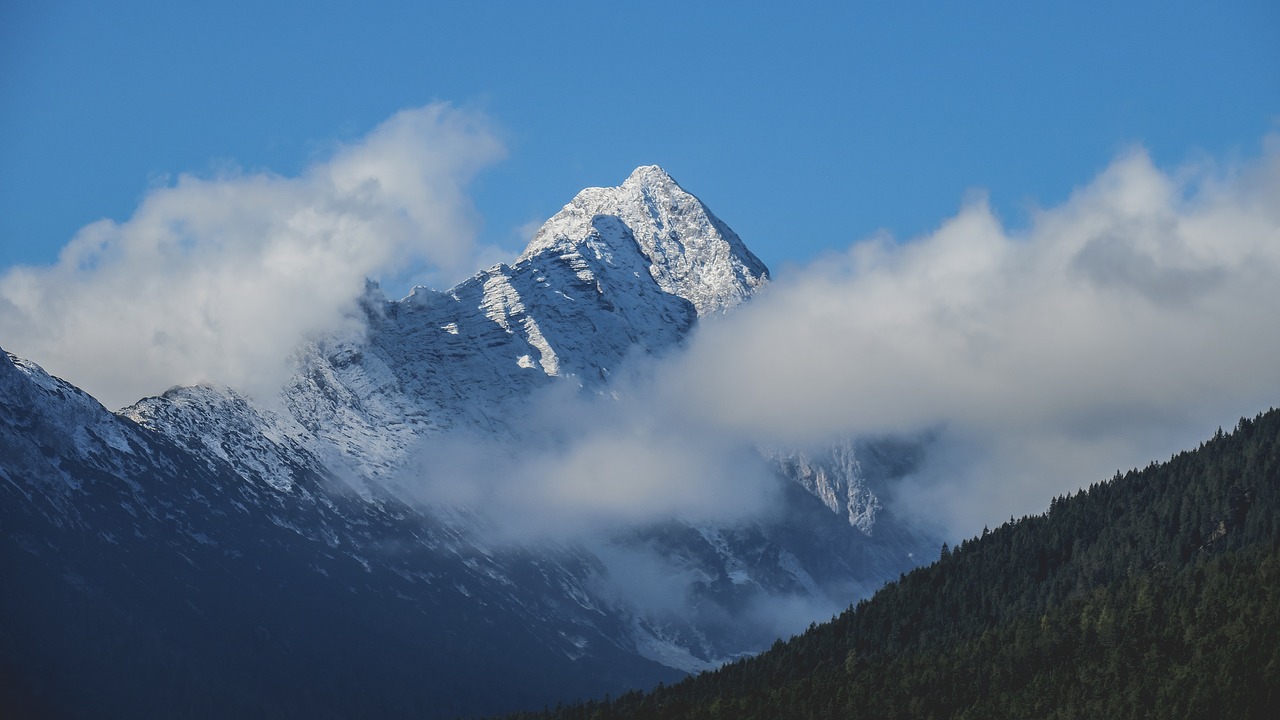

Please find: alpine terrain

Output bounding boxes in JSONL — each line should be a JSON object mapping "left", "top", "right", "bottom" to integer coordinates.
{"left": 1, "top": 166, "right": 936, "bottom": 718}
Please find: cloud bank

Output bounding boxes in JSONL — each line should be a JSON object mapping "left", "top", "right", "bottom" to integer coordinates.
{"left": 379, "top": 137, "right": 1280, "bottom": 549}
{"left": 400, "top": 379, "right": 781, "bottom": 542}
{"left": 0, "top": 103, "right": 505, "bottom": 409}
{"left": 666, "top": 139, "right": 1280, "bottom": 538}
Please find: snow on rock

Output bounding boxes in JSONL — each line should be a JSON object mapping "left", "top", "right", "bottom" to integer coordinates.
{"left": 123, "top": 384, "right": 319, "bottom": 492}
{"left": 2, "top": 349, "right": 142, "bottom": 488}
{"left": 520, "top": 165, "right": 769, "bottom": 317}
{"left": 768, "top": 440, "right": 883, "bottom": 535}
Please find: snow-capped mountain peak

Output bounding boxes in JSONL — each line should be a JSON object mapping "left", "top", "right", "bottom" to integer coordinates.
{"left": 519, "top": 165, "right": 769, "bottom": 316}
{"left": 1, "top": 167, "right": 937, "bottom": 718}
{"left": 124, "top": 166, "right": 779, "bottom": 503}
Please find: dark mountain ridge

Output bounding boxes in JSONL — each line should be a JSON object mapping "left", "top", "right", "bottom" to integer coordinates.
{"left": 0, "top": 347, "right": 675, "bottom": 719}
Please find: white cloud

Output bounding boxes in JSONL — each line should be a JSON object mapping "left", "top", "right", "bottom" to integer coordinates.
{"left": 0, "top": 103, "right": 505, "bottom": 409}
{"left": 399, "top": 380, "right": 781, "bottom": 542}
{"left": 515, "top": 218, "right": 547, "bottom": 244}
{"left": 664, "top": 139, "right": 1280, "bottom": 539}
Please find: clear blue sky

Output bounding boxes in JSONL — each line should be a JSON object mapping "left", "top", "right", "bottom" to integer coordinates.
{"left": 2, "top": 0, "right": 1277, "bottom": 276}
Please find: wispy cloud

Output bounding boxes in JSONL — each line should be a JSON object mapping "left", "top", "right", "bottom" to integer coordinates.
{"left": 394, "top": 377, "right": 825, "bottom": 662}
{"left": 0, "top": 103, "right": 505, "bottom": 409}
{"left": 399, "top": 378, "right": 781, "bottom": 541}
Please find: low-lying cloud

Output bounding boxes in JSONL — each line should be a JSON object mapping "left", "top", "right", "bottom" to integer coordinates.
{"left": 0, "top": 103, "right": 505, "bottom": 409}
{"left": 399, "top": 380, "right": 782, "bottom": 542}
{"left": 392, "top": 379, "right": 796, "bottom": 665}
{"left": 665, "top": 139, "right": 1280, "bottom": 539}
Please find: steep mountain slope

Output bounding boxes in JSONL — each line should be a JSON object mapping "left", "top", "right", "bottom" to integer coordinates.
{"left": 0, "top": 348, "right": 678, "bottom": 719}
{"left": 2, "top": 167, "right": 935, "bottom": 717}
{"left": 520, "top": 409, "right": 1280, "bottom": 720}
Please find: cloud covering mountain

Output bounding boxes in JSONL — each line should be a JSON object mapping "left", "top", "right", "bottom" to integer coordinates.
{"left": 0, "top": 103, "right": 505, "bottom": 409}
{"left": 666, "top": 140, "right": 1280, "bottom": 537}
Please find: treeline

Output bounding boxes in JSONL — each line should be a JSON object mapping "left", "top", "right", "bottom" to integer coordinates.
{"left": 509, "top": 409, "right": 1280, "bottom": 719}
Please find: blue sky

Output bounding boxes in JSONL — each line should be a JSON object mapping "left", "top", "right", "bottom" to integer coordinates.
{"left": 3, "top": 1, "right": 1277, "bottom": 276}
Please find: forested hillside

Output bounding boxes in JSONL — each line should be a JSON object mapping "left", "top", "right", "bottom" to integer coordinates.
{"left": 516, "top": 409, "right": 1280, "bottom": 719}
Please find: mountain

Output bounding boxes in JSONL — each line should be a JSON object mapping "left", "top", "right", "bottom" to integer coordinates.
{"left": 518, "top": 409, "right": 1280, "bottom": 720}
{"left": 1, "top": 347, "right": 682, "bottom": 718}
{"left": 1, "top": 167, "right": 935, "bottom": 718}
{"left": 123, "top": 165, "right": 769, "bottom": 489}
